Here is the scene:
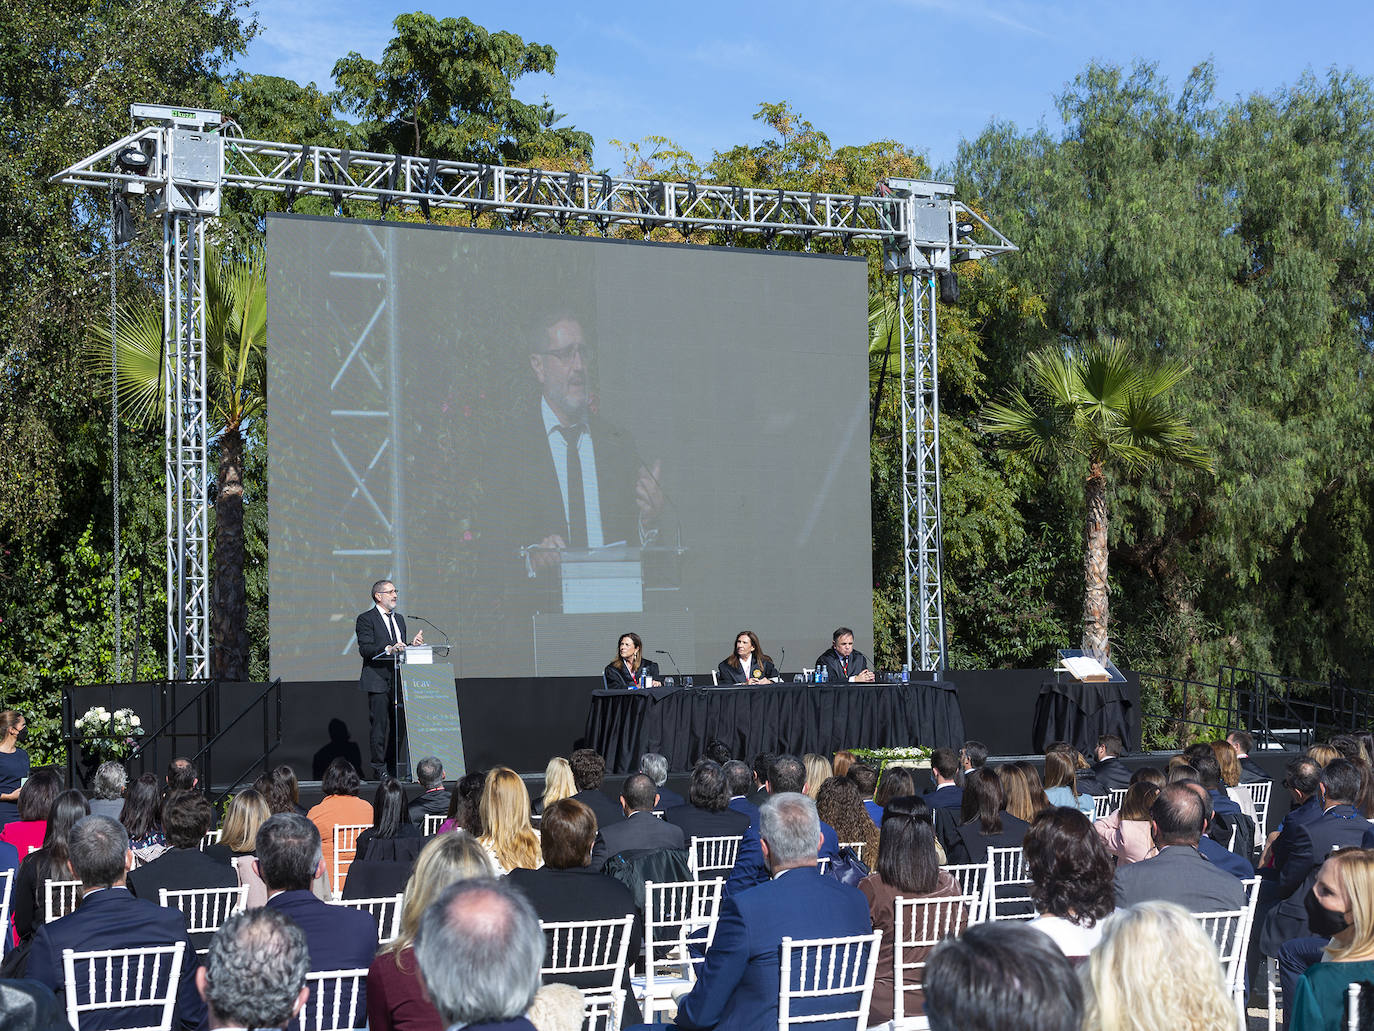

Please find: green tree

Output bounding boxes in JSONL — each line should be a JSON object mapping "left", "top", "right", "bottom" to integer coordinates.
{"left": 984, "top": 339, "right": 1212, "bottom": 659}
{"left": 86, "top": 248, "right": 266, "bottom": 680}
{"left": 332, "top": 12, "right": 591, "bottom": 164}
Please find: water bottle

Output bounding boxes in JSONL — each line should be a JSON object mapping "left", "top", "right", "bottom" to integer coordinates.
{"left": 819, "top": 664, "right": 827, "bottom": 684}
{"left": 640, "top": 671, "right": 650, "bottom": 690}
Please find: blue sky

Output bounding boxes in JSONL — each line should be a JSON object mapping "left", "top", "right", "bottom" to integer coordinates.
{"left": 239, "top": 0, "right": 1374, "bottom": 175}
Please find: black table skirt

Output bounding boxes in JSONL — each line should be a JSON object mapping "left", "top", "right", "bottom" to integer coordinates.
{"left": 1031, "top": 679, "right": 1133, "bottom": 756}
{"left": 584, "top": 681, "right": 965, "bottom": 773}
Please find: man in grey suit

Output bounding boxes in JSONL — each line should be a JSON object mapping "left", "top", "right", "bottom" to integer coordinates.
{"left": 589, "top": 773, "right": 684, "bottom": 868}
{"left": 1114, "top": 783, "right": 1247, "bottom": 912}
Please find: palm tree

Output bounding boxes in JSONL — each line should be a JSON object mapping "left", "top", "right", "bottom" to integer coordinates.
{"left": 983, "top": 338, "right": 1211, "bottom": 660}
{"left": 88, "top": 247, "right": 266, "bottom": 680}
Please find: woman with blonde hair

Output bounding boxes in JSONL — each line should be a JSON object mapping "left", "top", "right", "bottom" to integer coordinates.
{"left": 478, "top": 766, "right": 542, "bottom": 873}
{"left": 803, "top": 754, "right": 832, "bottom": 800}
{"left": 1289, "top": 848, "right": 1374, "bottom": 1030}
{"left": 1309, "top": 743, "right": 1340, "bottom": 767}
{"left": 537, "top": 757, "right": 576, "bottom": 815}
{"left": 1081, "top": 900, "right": 1235, "bottom": 1031}
{"left": 225, "top": 788, "right": 329, "bottom": 905}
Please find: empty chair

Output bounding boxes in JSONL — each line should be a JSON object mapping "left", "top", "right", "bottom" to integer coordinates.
{"left": 539, "top": 915, "right": 635, "bottom": 1029}
{"left": 689, "top": 835, "right": 742, "bottom": 880}
{"left": 61, "top": 942, "right": 187, "bottom": 1031}
{"left": 327, "top": 893, "right": 404, "bottom": 945}
{"left": 295, "top": 968, "right": 367, "bottom": 1031}
{"left": 159, "top": 885, "right": 250, "bottom": 954}
{"left": 777, "top": 930, "right": 882, "bottom": 1031}
{"left": 631, "top": 878, "right": 725, "bottom": 1021}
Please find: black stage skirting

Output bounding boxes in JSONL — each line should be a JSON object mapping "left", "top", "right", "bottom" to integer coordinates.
{"left": 584, "top": 681, "right": 965, "bottom": 774}
{"left": 1031, "top": 679, "right": 1134, "bottom": 756}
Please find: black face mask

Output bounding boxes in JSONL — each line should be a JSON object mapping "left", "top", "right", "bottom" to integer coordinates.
{"left": 1306, "top": 887, "right": 1350, "bottom": 938}
{"left": 15, "top": 728, "right": 26, "bottom": 744}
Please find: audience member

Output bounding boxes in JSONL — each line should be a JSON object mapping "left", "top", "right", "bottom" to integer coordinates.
{"left": 922, "top": 748, "right": 963, "bottom": 811}
{"left": 1079, "top": 734, "right": 1131, "bottom": 794}
{"left": 437, "top": 771, "right": 485, "bottom": 835}
{"left": 1184, "top": 749, "right": 1252, "bottom": 856}
{"left": 723, "top": 755, "right": 840, "bottom": 897}
{"left": 537, "top": 757, "right": 576, "bottom": 816}
{"left": 307, "top": 757, "right": 373, "bottom": 890}
{"left": 406, "top": 758, "right": 450, "bottom": 824}
{"left": 748, "top": 752, "right": 774, "bottom": 806}
{"left": 831, "top": 749, "right": 857, "bottom": 779}
{"left": 1024, "top": 807, "right": 1115, "bottom": 959}
{"left": 271, "top": 764, "right": 308, "bottom": 816}
{"left": 166, "top": 758, "right": 199, "bottom": 795}
{"left": 1092, "top": 779, "right": 1159, "bottom": 867}
{"left": 703, "top": 740, "right": 733, "bottom": 767}
{"left": 937, "top": 767, "right": 1030, "bottom": 865}
{"left": 1177, "top": 779, "right": 1255, "bottom": 878}
{"left": 1270, "top": 758, "right": 1367, "bottom": 900}
{"left": 639, "top": 752, "right": 683, "bottom": 809}
{"left": 367, "top": 831, "right": 496, "bottom": 1031}
{"left": 27, "top": 815, "right": 204, "bottom": 1030}
{"left": 88, "top": 762, "right": 127, "bottom": 820}
{"left": 1227, "top": 730, "right": 1268, "bottom": 783}
{"left": 0, "top": 769, "right": 61, "bottom": 856}
{"left": 1210, "top": 739, "right": 1263, "bottom": 847}
{"left": 958, "top": 740, "right": 988, "bottom": 775}
{"left": 721, "top": 760, "right": 757, "bottom": 821}
{"left": 568, "top": 748, "right": 625, "bottom": 829}
{"left": 199, "top": 908, "right": 309, "bottom": 1031}
{"left": 355, "top": 776, "right": 423, "bottom": 863}
{"left": 478, "top": 767, "right": 542, "bottom": 874}
{"left": 846, "top": 763, "right": 881, "bottom": 824}
{"left": 218, "top": 787, "right": 322, "bottom": 908}
{"left": 259, "top": 812, "right": 378, "bottom": 1010}
{"left": 1308, "top": 743, "right": 1339, "bottom": 768}
{"left": 13, "top": 789, "right": 89, "bottom": 943}
{"left": 0, "top": 978, "right": 68, "bottom": 1031}
{"left": 254, "top": 771, "right": 295, "bottom": 816}
{"left": 802, "top": 754, "right": 832, "bottom": 800}
{"left": 1112, "top": 783, "right": 1245, "bottom": 911}
{"left": 859, "top": 796, "right": 964, "bottom": 1026}
{"left": 128, "top": 791, "right": 236, "bottom": 926}
{"left": 672, "top": 793, "right": 871, "bottom": 1030}
{"left": 999, "top": 764, "right": 1050, "bottom": 824}
{"left": 589, "top": 772, "right": 684, "bottom": 868}
{"left": 120, "top": 772, "right": 169, "bottom": 865}
{"left": 923, "top": 921, "right": 1082, "bottom": 1031}
{"left": 1263, "top": 756, "right": 1323, "bottom": 871}
{"left": 1288, "top": 847, "right": 1374, "bottom": 1031}
{"left": 875, "top": 766, "right": 916, "bottom": 817}
{"left": 1081, "top": 900, "right": 1236, "bottom": 1031}
{"left": 663, "top": 761, "right": 751, "bottom": 840}
{"left": 814, "top": 776, "right": 880, "bottom": 859}
{"left": 0, "top": 710, "right": 30, "bottom": 828}
{"left": 1042, "top": 749, "right": 1093, "bottom": 817}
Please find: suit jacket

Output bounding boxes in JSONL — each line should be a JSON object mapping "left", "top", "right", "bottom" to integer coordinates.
{"left": 1267, "top": 795, "right": 1323, "bottom": 876}
{"left": 724, "top": 820, "right": 840, "bottom": 898}
{"left": 571, "top": 788, "right": 626, "bottom": 830}
{"left": 26, "top": 887, "right": 205, "bottom": 1031}
{"left": 407, "top": 788, "right": 452, "bottom": 823}
{"left": 127, "top": 847, "right": 238, "bottom": 952}
{"left": 654, "top": 785, "right": 685, "bottom": 810}
{"left": 727, "top": 796, "right": 759, "bottom": 822}
{"left": 814, "top": 647, "right": 870, "bottom": 684}
{"left": 265, "top": 889, "right": 379, "bottom": 973}
{"left": 604, "top": 659, "right": 660, "bottom": 689}
{"left": 357, "top": 606, "right": 407, "bottom": 694}
{"left": 591, "top": 810, "right": 685, "bottom": 868}
{"left": 717, "top": 657, "right": 779, "bottom": 684}
{"left": 663, "top": 803, "right": 751, "bottom": 842}
{"left": 1273, "top": 803, "right": 1369, "bottom": 899}
{"left": 674, "top": 867, "right": 872, "bottom": 1031}
{"left": 1238, "top": 755, "right": 1269, "bottom": 783}
{"left": 1198, "top": 834, "right": 1254, "bottom": 878}
{"left": 1086, "top": 756, "right": 1132, "bottom": 792}
{"left": 1113, "top": 845, "right": 1247, "bottom": 911}
{"left": 922, "top": 784, "right": 964, "bottom": 811}
{"left": 943, "top": 813, "right": 1030, "bottom": 865}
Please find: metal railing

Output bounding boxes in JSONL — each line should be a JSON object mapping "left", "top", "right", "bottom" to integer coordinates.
{"left": 1137, "top": 672, "right": 1243, "bottom": 750}
{"left": 1220, "top": 666, "right": 1374, "bottom": 749}
{"left": 194, "top": 678, "right": 283, "bottom": 806}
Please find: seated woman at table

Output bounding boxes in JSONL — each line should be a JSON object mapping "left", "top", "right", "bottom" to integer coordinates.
{"left": 604, "top": 632, "right": 661, "bottom": 689}
{"left": 717, "top": 629, "right": 779, "bottom": 684}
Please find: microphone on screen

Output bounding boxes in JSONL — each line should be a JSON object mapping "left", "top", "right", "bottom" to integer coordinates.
{"left": 655, "top": 649, "right": 682, "bottom": 675}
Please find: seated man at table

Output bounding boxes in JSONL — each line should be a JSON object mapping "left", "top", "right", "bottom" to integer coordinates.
{"left": 814, "top": 627, "right": 875, "bottom": 684}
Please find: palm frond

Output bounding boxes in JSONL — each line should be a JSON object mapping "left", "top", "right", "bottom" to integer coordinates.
{"left": 83, "top": 302, "right": 165, "bottom": 429}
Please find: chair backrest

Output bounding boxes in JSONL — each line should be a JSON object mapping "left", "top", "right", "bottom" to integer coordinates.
{"left": 159, "top": 884, "right": 250, "bottom": 952}
{"left": 837, "top": 842, "right": 867, "bottom": 863}
{"left": 986, "top": 847, "right": 1034, "bottom": 922}
{"left": 295, "top": 968, "right": 368, "bottom": 1031}
{"left": 327, "top": 893, "right": 404, "bottom": 945}
{"left": 198, "top": 829, "right": 222, "bottom": 851}
{"left": 1193, "top": 909, "right": 1247, "bottom": 997}
{"left": 423, "top": 813, "right": 445, "bottom": 836}
{"left": 45, "top": 878, "right": 83, "bottom": 924}
{"left": 540, "top": 915, "right": 635, "bottom": 1029}
{"left": 1108, "top": 787, "right": 1128, "bottom": 811}
{"left": 892, "top": 895, "right": 976, "bottom": 1021}
{"left": 62, "top": 942, "right": 186, "bottom": 1031}
{"left": 1091, "top": 794, "right": 1113, "bottom": 820}
{"left": 777, "top": 930, "right": 882, "bottom": 1031}
{"left": 817, "top": 857, "right": 831, "bottom": 875}
{"left": 0, "top": 868, "right": 14, "bottom": 946}
{"left": 1241, "top": 780, "right": 1272, "bottom": 833}
{"left": 941, "top": 863, "right": 991, "bottom": 925}
{"left": 1347, "top": 981, "right": 1363, "bottom": 1031}
{"left": 689, "top": 834, "right": 742, "bottom": 880}
{"left": 642, "top": 879, "right": 724, "bottom": 984}
{"left": 332, "top": 823, "right": 371, "bottom": 890}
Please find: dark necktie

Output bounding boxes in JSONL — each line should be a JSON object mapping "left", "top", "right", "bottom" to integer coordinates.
{"left": 556, "top": 425, "right": 588, "bottom": 547}
{"left": 385, "top": 612, "right": 399, "bottom": 644}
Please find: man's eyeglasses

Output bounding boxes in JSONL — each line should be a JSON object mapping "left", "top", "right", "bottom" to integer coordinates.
{"left": 537, "top": 344, "right": 589, "bottom": 363}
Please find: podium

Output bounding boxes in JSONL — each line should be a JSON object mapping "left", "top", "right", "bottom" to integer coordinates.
{"left": 399, "top": 661, "right": 465, "bottom": 780}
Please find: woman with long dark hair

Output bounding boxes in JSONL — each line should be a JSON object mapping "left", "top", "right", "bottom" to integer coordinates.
{"left": 13, "top": 789, "right": 89, "bottom": 942}
{"left": 717, "top": 630, "right": 779, "bottom": 685}
{"left": 815, "top": 776, "right": 879, "bottom": 859}
{"left": 604, "top": 632, "right": 661, "bottom": 689}
{"left": 272, "top": 764, "right": 309, "bottom": 816}
{"left": 119, "top": 773, "right": 168, "bottom": 866}
{"left": 0, "top": 768, "right": 61, "bottom": 855}
{"left": 356, "top": 777, "right": 422, "bottom": 863}
{"left": 1093, "top": 770, "right": 1162, "bottom": 867}
{"left": 1025, "top": 807, "right": 1116, "bottom": 959}
{"left": 1043, "top": 750, "right": 1094, "bottom": 817}
{"left": 858, "top": 796, "right": 964, "bottom": 1026}
{"left": 437, "top": 771, "right": 485, "bottom": 836}
{"left": 943, "top": 766, "right": 1029, "bottom": 864}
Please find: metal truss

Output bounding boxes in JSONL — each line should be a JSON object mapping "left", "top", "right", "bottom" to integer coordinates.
{"left": 51, "top": 105, "right": 1016, "bottom": 678}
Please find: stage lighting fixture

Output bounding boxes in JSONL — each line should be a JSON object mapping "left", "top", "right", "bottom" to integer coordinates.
{"left": 115, "top": 145, "right": 152, "bottom": 174}
{"left": 956, "top": 220, "right": 976, "bottom": 240}
{"left": 938, "top": 269, "right": 959, "bottom": 304}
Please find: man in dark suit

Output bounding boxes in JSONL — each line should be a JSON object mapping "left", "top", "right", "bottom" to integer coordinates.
{"left": 1113, "top": 784, "right": 1247, "bottom": 912}
{"left": 813, "top": 627, "right": 875, "bottom": 684}
{"left": 1263, "top": 757, "right": 1324, "bottom": 875}
{"left": 407, "top": 756, "right": 451, "bottom": 824}
{"left": 1079, "top": 734, "right": 1132, "bottom": 795}
{"left": 569, "top": 748, "right": 626, "bottom": 829}
{"left": 725, "top": 755, "right": 840, "bottom": 898}
{"left": 356, "top": 579, "right": 423, "bottom": 779}
{"left": 198, "top": 908, "right": 310, "bottom": 1031}
{"left": 258, "top": 812, "right": 377, "bottom": 1018}
{"left": 664, "top": 761, "right": 752, "bottom": 841}
{"left": 1227, "top": 730, "right": 1270, "bottom": 783}
{"left": 1269, "top": 758, "right": 1367, "bottom": 900}
{"left": 590, "top": 773, "right": 685, "bottom": 868}
{"left": 722, "top": 760, "right": 758, "bottom": 822}
{"left": 673, "top": 793, "right": 872, "bottom": 1031}
{"left": 27, "top": 815, "right": 206, "bottom": 1031}
{"left": 129, "top": 791, "right": 237, "bottom": 948}
{"left": 1177, "top": 780, "right": 1254, "bottom": 878}
{"left": 922, "top": 747, "right": 964, "bottom": 811}
{"left": 638, "top": 752, "right": 684, "bottom": 810}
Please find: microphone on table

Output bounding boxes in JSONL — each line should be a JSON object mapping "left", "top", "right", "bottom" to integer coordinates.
{"left": 778, "top": 648, "right": 785, "bottom": 678}
{"left": 655, "top": 649, "right": 682, "bottom": 675}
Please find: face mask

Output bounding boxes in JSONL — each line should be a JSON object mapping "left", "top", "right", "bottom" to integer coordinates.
{"left": 15, "top": 728, "right": 26, "bottom": 744}
{"left": 1306, "top": 886, "right": 1350, "bottom": 938}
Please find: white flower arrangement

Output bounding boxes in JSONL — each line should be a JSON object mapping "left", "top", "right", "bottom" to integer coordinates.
{"left": 75, "top": 706, "right": 145, "bottom": 759}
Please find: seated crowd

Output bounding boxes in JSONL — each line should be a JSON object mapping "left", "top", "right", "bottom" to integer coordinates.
{"left": 5, "top": 729, "right": 1374, "bottom": 1031}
